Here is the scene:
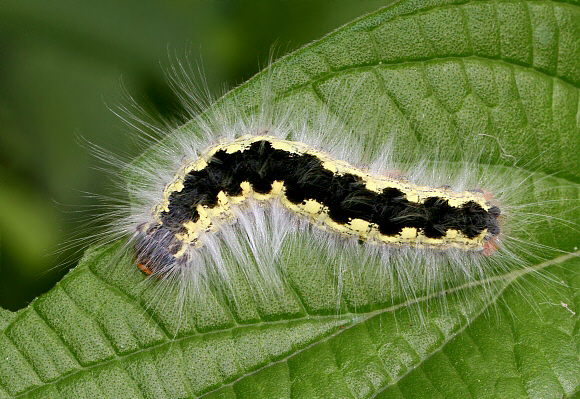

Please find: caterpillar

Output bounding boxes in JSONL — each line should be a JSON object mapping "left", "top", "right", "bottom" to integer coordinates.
{"left": 135, "top": 134, "right": 501, "bottom": 276}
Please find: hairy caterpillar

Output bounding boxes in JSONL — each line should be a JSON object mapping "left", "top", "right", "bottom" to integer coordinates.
{"left": 135, "top": 134, "right": 501, "bottom": 276}
{"left": 84, "top": 60, "right": 578, "bottom": 331}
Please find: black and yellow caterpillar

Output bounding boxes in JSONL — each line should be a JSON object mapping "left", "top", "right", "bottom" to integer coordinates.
{"left": 135, "top": 135, "right": 501, "bottom": 275}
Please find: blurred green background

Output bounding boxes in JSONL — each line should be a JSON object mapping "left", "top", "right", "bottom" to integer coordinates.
{"left": 0, "top": 1, "right": 392, "bottom": 310}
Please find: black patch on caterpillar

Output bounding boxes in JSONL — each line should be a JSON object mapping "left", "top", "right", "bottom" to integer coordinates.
{"left": 160, "top": 140, "right": 500, "bottom": 240}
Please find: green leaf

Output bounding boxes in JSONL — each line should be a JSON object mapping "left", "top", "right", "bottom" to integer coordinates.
{"left": 2, "top": 0, "right": 580, "bottom": 398}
